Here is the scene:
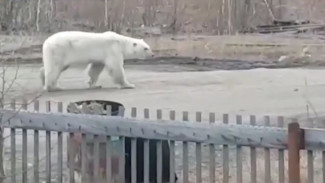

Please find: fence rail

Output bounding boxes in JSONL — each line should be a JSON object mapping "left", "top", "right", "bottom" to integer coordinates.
{"left": 1, "top": 109, "right": 288, "bottom": 148}
{"left": 0, "top": 100, "right": 325, "bottom": 183}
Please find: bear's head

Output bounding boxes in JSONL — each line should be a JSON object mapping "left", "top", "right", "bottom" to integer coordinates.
{"left": 126, "top": 39, "right": 154, "bottom": 60}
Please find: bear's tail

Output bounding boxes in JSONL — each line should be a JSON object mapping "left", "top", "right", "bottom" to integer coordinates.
{"left": 40, "top": 67, "right": 45, "bottom": 86}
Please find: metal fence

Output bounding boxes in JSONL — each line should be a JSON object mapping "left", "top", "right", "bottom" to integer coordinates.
{"left": 0, "top": 99, "right": 325, "bottom": 183}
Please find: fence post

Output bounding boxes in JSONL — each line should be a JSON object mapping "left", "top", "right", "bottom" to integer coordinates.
{"left": 288, "top": 122, "right": 304, "bottom": 183}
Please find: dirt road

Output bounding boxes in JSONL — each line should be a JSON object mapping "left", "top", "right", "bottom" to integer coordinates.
{"left": 5, "top": 63, "right": 325, "bottom": 118}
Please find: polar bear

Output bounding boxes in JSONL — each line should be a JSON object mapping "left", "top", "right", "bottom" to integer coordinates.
{"left": 40, "top": 31, "right": 154, "bottom": 92}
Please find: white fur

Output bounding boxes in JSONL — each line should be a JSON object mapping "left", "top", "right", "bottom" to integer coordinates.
{"left": 40, "top": 31, "right": 154, "bottom": 92}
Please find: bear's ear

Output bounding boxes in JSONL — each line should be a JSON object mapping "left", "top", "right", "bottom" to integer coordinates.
{"left": 133, "top": 43, "right": 137, "bottom": 47}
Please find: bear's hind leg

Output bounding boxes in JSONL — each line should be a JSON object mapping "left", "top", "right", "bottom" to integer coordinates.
{"left": 44, "top": 66, "right": 63, "bottom": 92}
{"left": 87, "top": 63, "right": 105, "bottom": 89}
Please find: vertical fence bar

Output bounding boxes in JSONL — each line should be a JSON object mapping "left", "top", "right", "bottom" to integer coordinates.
{"left": 106, "top": 105, "right": 112, "bottom": 116}
{"left": 182, "top": 111, "right": 189, "bottom": 183}
{"left": 10, "top": 99, "right": 16, "bottom": 183}
{"left": 277, "top": 116, "right": 285, "bottom": 183}
{"left": 118, "top": 106, "right": 125, "bottom": 183}
{"left": 264, "top": 116, "right": 271, "bottom": 183}
{"left": 106, "top": 136, "right": 112, "bottom": 183}
{"left": 236, "top": 115, "right": 242, "bottom": 183}
{"left": 106, "top": 105, "right": 112, "bottom": 183}
{"left": 196, "top": 112, "right": 202, "bottom": 183}
{"left": 157, "top": 109, "right": 163, "bottom": 183}
{"left": 33, "top": 100, "right": 39, "bottom": 183}
{"left": 144, "top": 108, "right": 150, "bottom": 183}
{"left": 223, "top": 114, "right": 229, "bottom": 183}
{"left": 307, "top": 120, "right": 314, "bottom": 183}
{"left": 45, "top": 101, "right": 51, "bottom": 183}
{"left": 209, "top": 113, "right": 215, "bottom": 183}
{"left": 57, "top": 102, "right": 63, "bottom": 183}
{"left": 169, "top": 110, "right": 176, "bottom": 183}
{"left": 250, "top": 115, "right": 257, "bottom": 183}
{"left": 131, "top": 107, "right": 137, "bottom": 183}
{"left": 22, "top": 99, "right": 28, "bottom": 183}
{"left": 94, "top": 135, "right": 100, "bottom": 182}
{"left": 131, "top": 137, "right": 137, "bottom": 183}
{"left": 157, "top": 140, "right": 163, "bottom": 183}
{"left": 323, "top": 151, "right": 325, "bottom": 183}
{"left": 288, "top": 122, "right": 302, "bottom": 183}
{"left": 81, "top": 134, "right": 87, "bottom": 183}
{"left": 69, "top": 133, "right": 75, "bottom": 183}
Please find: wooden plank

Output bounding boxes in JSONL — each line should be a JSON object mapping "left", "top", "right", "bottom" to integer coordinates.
{"left": 22, "top": 129, "right": 27, "bottom": 183}
{"left": 288, "top": 122, "right": 301, "bottom": 183}
{"left": 308, "top": 150, "right": 314, "bottom": 183}
{"left": 81, "top": 134, "right": 87, "bottom": 183}
{"left": 46, "top": 101, "right": 51, "bottom": 183}
{"left": 144, "top": 139, "right": 150, "bottom": 183}
{"left": 69, "top": 133, "right": 75, "bottom": 183}
{"left": 236, "top": 115, "right": 242, "bottom": 183}
{"left": 196, "top": 112, "right": 202, "bottom": 183}
{"left": 0, "top": 110, "right": 289, "bottom": 148}
{"left": 264, "top": 116, "right": 271, "bottom": 183}
{"left": 277, "top": 116, "right": 285, "bottom": 183}
{"left": 169, "top": 110, "right": 176, "bottom": 183}
{"left": 106, "top": 105, "right": 112, "bottom": 116}
{"left": 182, "top": 112, "right": 189, "bottom": 183}
{"left": 21, "top": 99, "right": 28, "bottom": 183}
{"left": 46, "top": 131, "right": 51, "bottom": 183}
{"left": 57, "top": 102, "right": 63, "bottom": 183}
{"left": 170, "top": 110, "right": 176, "bottom": 121}
{"left": 131, "top": 107, "right": 137, "bottom": 118}
{"left": 118, "top": 106, "right": 125, "bottom": 183}
{"left": 209, "top": 113, "right": 215, "bottom": 183}
{"left": 144, "top": 108, "right": 150, "bottom": 183}
{"left": 106, "top": 136, "right": 112, "bottom": 183}
{"left": 250, "top": 115, "right": 257, "bottom": 183}
{"left": 223, "top": 114, "right": 229, "bottom": 183}
{"left": 131, "top": 138, "right": 137, "bottom": 183}
{"left": 119, "top": 136, "right": 125, "bottom": 183}
{"left": 157, "top": 140, "right": 163, "bottom": 183}
{"left": 10, "top": 128, "right": 16, "bottom": 183}
{"left": 144, "top": 108, "right": 149, "bottom": 119}
{"left": 157, "top": 109, "right": 162, "bottom": 120}
{"left": 33, "top": 101, "right": 39, "bottom": 183}
{"left": 94, "top": 135, "right": 100, "bottom": 182}
{"left": 10, "top": 99, "right": 16, "bottom": 183}
{"left": 323, "top": 151, "right": 325, "bottom": 183}
{"left": 131, "top": 107, "right": 137, "bottom": 183}
{"left": 118, "top": 106, "right": 125, "bottom": 117}
{"left": 157, "top": 109, "right": 163, "bottom": 183}
{"left": 308, "top": 117, "right": 314, "bottom": 183}
{"left": 169, "top": 141, "right": 175, "bottom": 183}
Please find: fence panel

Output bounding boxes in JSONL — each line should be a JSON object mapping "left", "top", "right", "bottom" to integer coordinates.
{"left": 236, "top": 115, "right": 243, "bottom": 183}
{"left": 277, "top": 116, "right": 285, "bottom": 183}
{"left": 4, "top": 100, "right": 325, "bottom": 183}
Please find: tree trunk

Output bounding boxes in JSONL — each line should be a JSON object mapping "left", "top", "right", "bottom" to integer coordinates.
{"left": 36, "top": 0, "right": 41, "bottom": 31}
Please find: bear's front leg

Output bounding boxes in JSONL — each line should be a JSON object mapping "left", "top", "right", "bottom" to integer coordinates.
{"left": 106, "top": 59, "right": 135, "bottom": 89}
{"left": 43, "top": 66, "right": 63, "bottom": 92}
